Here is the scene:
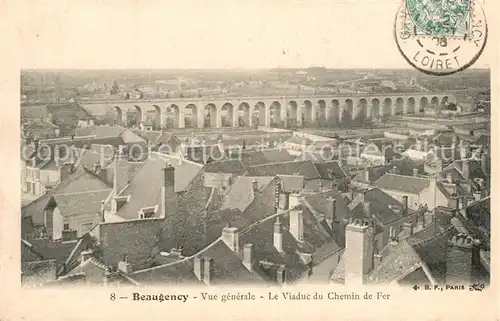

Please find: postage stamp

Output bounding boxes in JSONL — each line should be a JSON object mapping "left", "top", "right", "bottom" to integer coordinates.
{"left": 395, "top": 0, "right": 487, "bottom": 75}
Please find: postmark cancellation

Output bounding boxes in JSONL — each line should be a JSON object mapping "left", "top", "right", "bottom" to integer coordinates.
{"left": 395, "top": 0, "right": 487, "bottom": 75}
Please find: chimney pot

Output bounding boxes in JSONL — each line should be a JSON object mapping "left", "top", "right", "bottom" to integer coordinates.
{"left": 194, "top": 257, "right": 205, "bottom": 281}
{"left": 252, "top": 179, "right": 258, "bottom": 193}
{"left": 402, "top": 196, "right": 408, "bottom": 215}
{"left": 118, "top": 256, "right": 132, "bottom": 274}
{"left": 403, "top": 222, "right": 414, "bottom": 237}
{"left": 243, "top": 244, "right": 253, "bottom": 272}
{"left": 277, "top": 265, "right": 286, "bottom": 285}
{"left": 203, "top": 257, "right": 214, "bottom": 285}
{"left": 221, "top": 227, "right": 239, "bottom": 252}
{"left": 274, "top": 218, "right": 283, "bottom": 252}
{"left": 289, "top": 209, "right": 304, "bottom": 242}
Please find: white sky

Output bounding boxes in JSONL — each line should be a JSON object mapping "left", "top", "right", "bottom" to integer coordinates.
{"left": 10, "top": 0, "right": 493, "bottom": 69}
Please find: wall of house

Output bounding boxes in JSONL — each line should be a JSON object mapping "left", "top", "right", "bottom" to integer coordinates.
{"left": 419, "top": 185, "right": 449, "bottom": 210}
{"left": 174, "top": 168, "right": 210, "bottom": 256}
{"left": 61, "top": 211, "right": 101, "bottom": 239}
{"left": 351, "top": 180, "right": 371, "bottom": 190}
{"left": 361, "top": 153, "right": 385, "bottom": 167}
{"left": 203, "top": 172, "right": 233, "bottom": 189}
{"left": 377, "top": 188, "right": 420, "bottom": 210}
{"left": 40, "top": 169, "right": 60, "bottom": 187}
{"left": 307, "top": 249, "right": 343, "bottom": 284}
{"left": 21, "top": 260, "right": 57, "bottom": 286}
{"left": 304, "top": 179, "right": 322, "bottom": 192}
{"left": 52, "top": 208, "right": 66, "bottom": 240}
{"left": 21, "top": 161, "right": 27, "bottom": 192}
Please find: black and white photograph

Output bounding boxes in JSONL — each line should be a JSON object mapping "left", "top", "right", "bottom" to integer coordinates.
{"left": 7, "top": 0, "right": 494, "bottom": 306}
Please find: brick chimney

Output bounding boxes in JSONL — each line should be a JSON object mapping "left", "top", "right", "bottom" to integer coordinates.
{"left": 100, "top": 200, "right": 105, "bottom": 222}
{"left": 113, "top": 146, "right": 129, "bottom": 195}
{"left": 203, "top": 257, "right": 214, "bottom": 285}
{"left": 251, "top": 178, "right": 258, "bottom": 193}
{"left": 276, "top": 265, "right": 286, "bottom": 285}
{"left": 193, "top": 257, "right": 205, "bottom": 281}
{"left": 283, "top": 193, "right": 290, "bottom": 210}
{"left": 364, "top": 169, "right": 370, "bottom": 182}
{"left": 402, "top": 221, "right": 413, "bottom": 237}
{"left": 160, "top": 164, "right": 177, "bottom": 219}
{"left": 274, "top": 217, "right": 283, "bottom": 253}
{"left": 243, "top": 243, "right": 253, "bottom": 272}
{"left": 446, "top": 234, "right": 480, "bottom": 284}
{"left": 221, "top": 226, "right": 239, "bottom": 252}
{"left": 118, "top": 255, "right": 132, "bottom": 274}
{"left": 289, "top": 209, "right": 304, "bottom": 242}
{"left": 402, "top": 195, "right": 408, "bottom": 216}
{"left": 391, "top": 166, "right": 397, "bottom": 174}
{"left": 480, "top": 151, "right": 488, "bottom": 174}
{"left": 59, "top": 162, "right": 74, "bottom": 182}
{"left": 413, "top": 168, "right": 418, "bottom": 177}
{"left": 274, "top": 177, "right": 281, "bottom": 213}
{"left": 363, "top": 201, "right": 372, "bottom": 216}
{"left": 345, "top": 219, "right": 374, "bottom": 285}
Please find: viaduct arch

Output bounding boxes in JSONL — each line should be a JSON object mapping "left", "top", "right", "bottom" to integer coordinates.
{"left": 91, "top": 92, "right": 457, "bottom": 129}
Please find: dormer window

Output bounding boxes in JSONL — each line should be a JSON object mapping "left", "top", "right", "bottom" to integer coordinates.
{"left": 138, "top": 205, "right": 158, "bottom": 219}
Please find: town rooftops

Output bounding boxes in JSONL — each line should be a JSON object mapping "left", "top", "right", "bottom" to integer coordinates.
{"left": 48, "top": 190, "right": 111, "bottom": 217}
{"left": 228, "top": 149, "right": 295, "bottom": 167}
{"left": 115, "top": 154, "right": 203, "bottom": 220}
{"left": 246, "top": 160, "right": 321, "bottom": 180}
{"left": 349, "top": 188, "right": 413, "bottom": 225}
{"left": 373, "top": 173, "right": 430, "bottom": 194}
{"left": 22, "top": 166, "right": 111, "bottom": 228}
{"left": 313, "top": 161, "right": 348, "bottom": 181}
{"left": 221, "top": 176, "right": 274, "bottom": 213}
{"left": 203, "top": 159, "right": 246, "bottom": 174}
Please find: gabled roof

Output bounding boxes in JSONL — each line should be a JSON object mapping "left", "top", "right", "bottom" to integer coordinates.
{"left": 22, "top": 166, "right": 111, "bottom": 226}
{"left": 313, "top": 161, "right": 348, "bottom": 180}
{"left": 239, "top": 208, "right": 339, "bottom": 283}
{"left": 91, "top": 218, "right": 165, "bottom": 271}
{"left": 228, "top": 149, "right": 295, "bottom": 166}
{"left": 285, "top": 136, "right": 313, "bottom": 145}
{"left": 115, "top": 155, "right": 203, "bottom": 220}
{"left": 444, "top": 159, "right": 487, "bottom": 181}
{"left": 75, "top": 125, "right": 126, "bottom": 138}
{"left": 70, "top": 147, "right": 114, "bottom": 169}
{"left": 373, "top": 173, "right": 430, "bottom": 194}
{"left": 352, "top": 165, "right": 391, "bottom": 184}
{"left": 184, "top": 145, "right": 226, "bottom": 164}
{"left": 349, "top": 188, "right": 412, "bottom": 225}
{"left": 221, "top": 176, "right": 274, "bottom": 212}
{"left": 204, "top": 159, "right": 246, "bottom": 174}
{"left": 367, "top": 241, "right": 424, "bottom": 284}
{"left": 51, "top": 190, "right": 111, "bottom": 216}
{"left": 246, "top": 160, "right": 321, "bottom": 180}
{"left": 303, "top": 190, "right": 351, "bottom": 221}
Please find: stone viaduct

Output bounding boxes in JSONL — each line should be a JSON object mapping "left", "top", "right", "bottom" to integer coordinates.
{"left": 80, "top": 92, "right": 456, "bottom": 129}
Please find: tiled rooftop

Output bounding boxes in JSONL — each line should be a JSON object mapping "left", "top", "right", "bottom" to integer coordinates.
{"left": 373, "top": 173, "right": 430, "bottom": 194}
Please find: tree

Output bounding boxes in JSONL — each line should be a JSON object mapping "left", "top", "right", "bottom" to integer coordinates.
{"left": 110, "top": 80, "right": 119, "bottom": 95}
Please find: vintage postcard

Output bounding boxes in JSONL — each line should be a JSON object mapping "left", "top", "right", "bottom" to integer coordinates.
{"left": 1, "top": 0, "right": 498, "bottom": 320}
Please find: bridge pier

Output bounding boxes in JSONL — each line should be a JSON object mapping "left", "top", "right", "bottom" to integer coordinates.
{"left": 178, "top": 110, "right": 185, "bottom": 128}
{"left": 160, "top": 112, "right": 166, "bottom": 128}
{"left": 197, "top": 109, "right": 204, "bottom": 129}
{"left": 122, "top": 113, "right": 128, "bottom": 127}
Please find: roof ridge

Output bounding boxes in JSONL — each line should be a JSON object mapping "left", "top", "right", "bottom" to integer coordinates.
{"left": 239, "top": 208, "right": 294, "bottom": 236}
{"left": 132, "top": 237, "right": 225, "bottom": 275}
{"left": 54, "top": 188, "right": 112, "bottom": 197}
